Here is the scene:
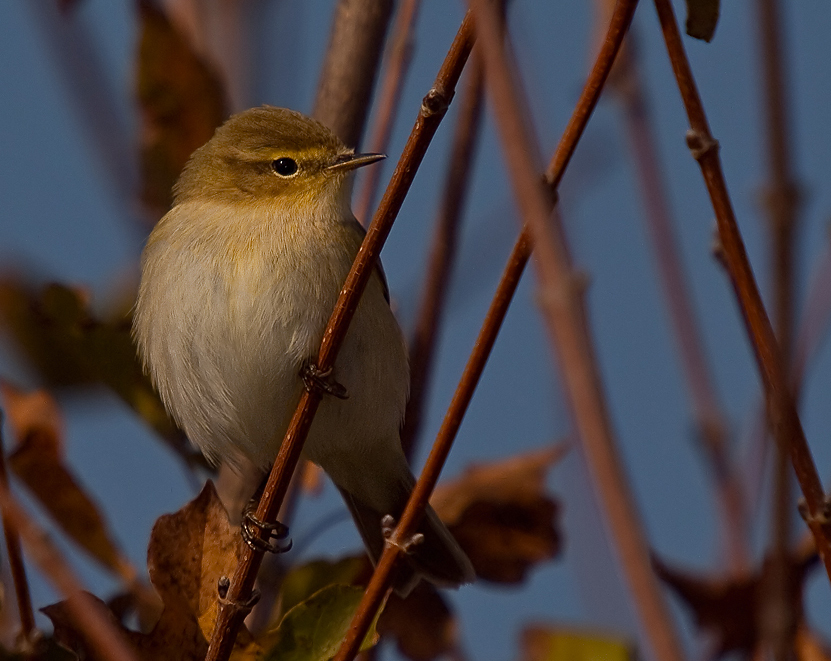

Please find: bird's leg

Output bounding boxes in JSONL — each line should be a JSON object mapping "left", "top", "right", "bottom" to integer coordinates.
{"left": 300, "top": 360, "right": 349, "bottom": 399}
{"left": 381, "top": 514, "right": 425, "bottom": 553}
{"left": 241, "top": 479, "right": 293, "bottom": 554}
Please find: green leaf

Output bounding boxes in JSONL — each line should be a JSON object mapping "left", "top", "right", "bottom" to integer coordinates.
{"left": 279, "top": 556, "right": 368, "bottom": 618}
{"left": 685, "top": 0, "right": 720, "bottom": 42}
{"left": 261, "top": 584, "right": 379, "bottom": 661}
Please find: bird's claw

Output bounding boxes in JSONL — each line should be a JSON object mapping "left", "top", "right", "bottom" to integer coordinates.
{"left": 241, "top": 501, "right": 293, "bottom": 554}
{"left": 381, "top": 514, "right": 424, "bottom": 553}
{"left": 301, "top": 361, "right": 349, "bottom": 399}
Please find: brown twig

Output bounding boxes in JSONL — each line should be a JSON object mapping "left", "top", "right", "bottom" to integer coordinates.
{"left": 756, "top": 0, "right": 802, "bottom": 655}
{"left": 401, "top": 56, "right": 485, "bottom": 460}
{"left": 610, "top": 40, "right": 748, "bottom": 570}
{"left": 0, "top": 412, "right": 35, "bottom": 648}
{"left": 472, "top": 1, "right": 688, "bottom": 660}
{"left": 651, "top": 0, "right": 831, "bottom": 582}
{"left": 204, "top": 14, "right": 475, "bottom": 661}
{"left": 355, "top": 0, "right": 423, "bottom": 224}
{"left": 332, "top": 2, "right": 645, "bottom": 659}
{"left": 745, "top": 228, "right": 831, "bottom": 522}
{"left": 0, "top": 478, "right": 138, "bottom": 661}
{"left": 312, "top": 0, "right": 395, "bottom": 147}
{"left": 334, "top": 228, "right": 534, "bottom": 661}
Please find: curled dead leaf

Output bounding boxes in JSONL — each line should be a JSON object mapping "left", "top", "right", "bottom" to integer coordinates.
{"left": 1, "top": 382, "right": 134, "bottom": 583}
{"left": 430, "top": 445, "right": 566, "bottom": 583}
{"left": 41, "top": 483, "right": 256, "bottom": 660}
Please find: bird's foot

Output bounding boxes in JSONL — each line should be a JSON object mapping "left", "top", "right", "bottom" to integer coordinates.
{"left": 301, "top": 361, "right": 349, "bottom": 399}
{"left": 241, "top": 499, "right": 293, "bottom": 554}
{"left": 381, "top": 514, "right": 425, "bottom": 553}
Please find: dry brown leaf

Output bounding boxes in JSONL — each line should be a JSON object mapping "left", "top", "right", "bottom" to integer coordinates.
{"left": 430, "top": 445, "right": 566, "bottom": 583}
{"left": 136, "top": 0, "right": 227, "bottom": 214}
{"left": 42, "top": 483, "right": 255, "bottom": 660}
{"left": 653, "top": 549, "right": 817, "bottom": 659}
{"left": 1, "top": 382, "right": 135, "bottom": 583}
{"left": 795, "top": 627, "right": 831, "bottom": 661}
{"left": 147, "top": 481, "right": 249, "bottom": 645}
{"left": 377, "top": 583, "right": 457, "bottom": 661}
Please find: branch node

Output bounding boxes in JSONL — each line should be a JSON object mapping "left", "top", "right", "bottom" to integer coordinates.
{"left": 798, "top": 496, "right": 831, "bottom": 527}
{"left": 685, "top": 129, "right": 719, "bottom": 161}
{"left": 421, "top": 87, "right": 452, "bottom": 118}
{"left": 217, "top": 576, "right": 230, "bottom": 600}
{"left": 217, "top": 586, "right": 261, "bottom": 614}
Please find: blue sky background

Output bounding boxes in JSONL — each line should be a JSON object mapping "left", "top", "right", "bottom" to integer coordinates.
{"left": 2, "top": 1, "right": 831, "bottom": 659}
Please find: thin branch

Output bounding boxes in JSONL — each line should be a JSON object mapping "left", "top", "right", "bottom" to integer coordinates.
{"left": 610, "top": 40, "right": 748, "bottom": 570}
{"left": 652, "top": 0, "right": 831, "bottom": 582}
{"left": 0, "top": 412, "right": 35, "bottom": 647}
{"left": 472, "top": 2, "right": 688, "bottom": 660}
{"left": 756, "top": 0, "right": 802, "bottom": 655}
{"left": 401, "top": 56, "right": 485, "bottom": 460}
{"left": 332, "top": 3, "right": 645, "bottom": 659}
{"left": 204, "top": 14, "right": 476, "bottom": 661}
{"left": 355, "top": 0, "right": 423, "bottom": 224}
{"left": 745, "top": 228, "right": 831, "bottom": 523}
{"left": 312, "top": 0, "right": 395, "bottom": 147}
{"left": 0, "top": 479, "right": 139, "bottom": 661}
{"left": 334, "top": 229, "right": 533, "bottom": 661}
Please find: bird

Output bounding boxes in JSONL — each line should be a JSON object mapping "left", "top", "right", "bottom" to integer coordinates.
{"left": 133, "top": 105, "right": 475, "bottom": 595}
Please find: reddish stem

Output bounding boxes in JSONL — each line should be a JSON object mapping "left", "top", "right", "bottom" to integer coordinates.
{"left": 0, "top": 480, "right": 138, "bottom": 661}
{"left": 0, "top": 414, "right": 35, "bottom": 646}
{"left": 652, "top": 0, "right": 831, "bottom": 583}
{"left": 612, "top": 44, "right": 748, "bottom": 570}
{"left": 333, "top": 2, "right": 649, "bottom": 659}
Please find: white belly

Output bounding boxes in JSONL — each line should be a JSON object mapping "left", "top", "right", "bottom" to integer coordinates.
{"left": 134, "top": 201, "right": 410, "bottom": 506}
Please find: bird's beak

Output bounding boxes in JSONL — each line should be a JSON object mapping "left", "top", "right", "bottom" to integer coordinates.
{"left": 326, "top": 152, "right": 386, "bottom": 173}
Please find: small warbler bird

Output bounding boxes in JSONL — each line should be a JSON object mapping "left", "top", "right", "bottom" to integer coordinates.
{"left": 134, "top": 105, "right": 474, "bottom": 594}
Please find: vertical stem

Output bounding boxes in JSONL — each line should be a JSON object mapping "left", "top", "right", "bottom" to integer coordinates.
{"left": 652, "top": 0, "right": 831, "bottom": 584}
{"left": 313, "top": 0, "right": 394, "bottom": 147}
{"left": 613, "top": 45, "right": 748, "bottom": 570}
{"left": 0, "top": 412, "right": 35, "bottom": 644}
{"left": 472, "top": 1, "right": 688, "bottom": 659}
{"left": 756, "top": 0, "right": 801, "bottom": 655}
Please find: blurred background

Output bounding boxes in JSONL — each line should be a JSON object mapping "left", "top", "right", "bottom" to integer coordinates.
{"left": 1, "top": 0, "right": 831, "bottom": 659}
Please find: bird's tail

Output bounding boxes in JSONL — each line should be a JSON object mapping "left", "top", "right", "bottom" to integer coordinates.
{"left": 338, "top": 485, "right": 475, "bottom": 597}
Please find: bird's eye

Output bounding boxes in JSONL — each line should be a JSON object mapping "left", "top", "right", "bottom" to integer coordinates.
{"left": 271, "top": 157, "right": 298, "bottom": 177}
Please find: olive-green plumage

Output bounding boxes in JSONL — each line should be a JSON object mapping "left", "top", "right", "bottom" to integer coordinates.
{"left": 133, "top": 106, "right": 474, "bottom": 594}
